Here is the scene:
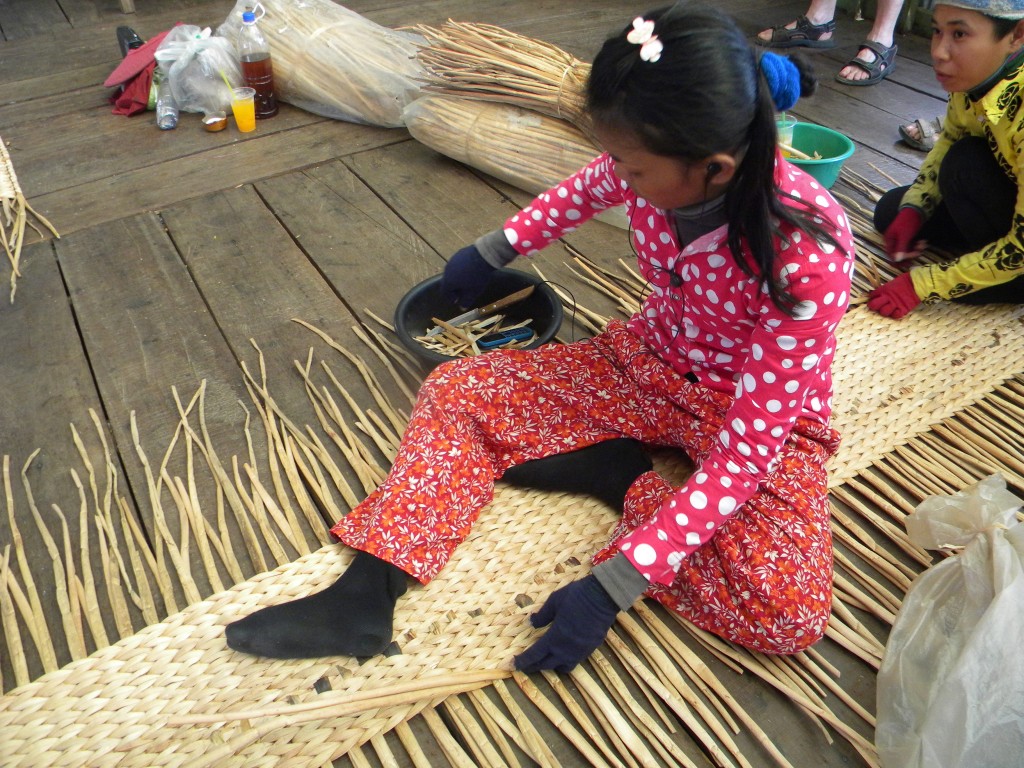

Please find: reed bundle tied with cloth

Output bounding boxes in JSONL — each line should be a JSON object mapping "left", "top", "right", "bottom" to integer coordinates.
{"left": 216, "top": 0, "right": 426, "bottom": 127}
{"left": 0, "top": 136, "right": 59, "bottom": 302}
{"left": 414, "top": 21, "right": 594, "bottom": 139}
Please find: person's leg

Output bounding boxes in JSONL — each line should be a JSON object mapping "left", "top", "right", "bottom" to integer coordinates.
{"left": 873, "top": 185, "right": 910, "bottom": 234}
{"left": 874, "top": 185, "right": 963, "bottom": 245}
{"left": 874, "top": 184, "right": 960, "bottom": 242}
{"left": 332, "top": 323, "right": 708, "bottom": 585}
{"left": 937, "top": 136, "right": 1023, "bottom": 304}
{"left": 937, "top": 136, "right": 1017, "bottom": 249}
{"left": 225, "top": 549, "right": 409, "bottom": 658}
{"left": 227, "top": 323, "right": 697, "bottom": 659}
{"left": 757, "top": 0, "right": 838, "bottom": 46}
{"left": 501, "top": 438, "right": 653, "bottom": 510}
{"left": 836, "top": 0, "right": 903, "bottom": 83}
{"left": 594, "top": 418, "right": 841, "bottom": 654}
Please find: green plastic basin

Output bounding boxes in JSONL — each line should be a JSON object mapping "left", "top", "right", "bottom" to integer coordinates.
{"left": 786, "top": 122, "right": 855, "bottom": 189}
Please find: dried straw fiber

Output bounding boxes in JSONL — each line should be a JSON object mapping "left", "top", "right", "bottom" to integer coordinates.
{"left": 2, "top": 296, "right": 1024, "bottom": 766}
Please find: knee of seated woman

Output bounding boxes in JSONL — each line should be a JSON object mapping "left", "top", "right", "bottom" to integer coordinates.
{"left": 759, "top": 607, "right": 830, "bottom": 654}
{"left": 419, "top": 353, "right": 504, "bottom": 403}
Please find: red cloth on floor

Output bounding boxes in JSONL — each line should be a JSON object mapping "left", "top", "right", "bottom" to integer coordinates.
{"left": 109, "top": 63, "right": 155, "bottom": 116}
{"left": 105, "top": 27, "right": 175, "bottom": 117}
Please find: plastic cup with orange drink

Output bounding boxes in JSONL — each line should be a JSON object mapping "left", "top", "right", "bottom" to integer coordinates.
{"left": 231, "top": 87, "right": 257, "bottom": 133}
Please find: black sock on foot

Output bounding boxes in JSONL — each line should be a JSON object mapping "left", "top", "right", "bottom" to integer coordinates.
{"left": 225, "top": 550, "right": 409, "bottom": 659}
{"left": 501, "top": 438, "right": 652, "bottom": 509}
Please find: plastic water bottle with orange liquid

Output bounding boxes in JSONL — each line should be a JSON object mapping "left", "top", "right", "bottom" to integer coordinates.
{"left": 237, "top": 4, "right": 278, "bottom": 119}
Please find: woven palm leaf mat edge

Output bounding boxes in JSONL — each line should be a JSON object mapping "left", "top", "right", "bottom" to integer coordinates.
{"left": 4, "top": 280, "right": 1024, "bottom": 767}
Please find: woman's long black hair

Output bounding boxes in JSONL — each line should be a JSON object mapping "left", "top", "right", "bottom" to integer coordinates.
{"left": 586, "top": 2, "right": 834, "bottom": 314}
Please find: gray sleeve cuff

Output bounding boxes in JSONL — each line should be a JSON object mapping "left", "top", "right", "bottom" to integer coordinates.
{"left": 475, "top": 228, "right": 519, "bottom": 269}
{"left": 592, "top": 552, "right": 649, "bottom": 612}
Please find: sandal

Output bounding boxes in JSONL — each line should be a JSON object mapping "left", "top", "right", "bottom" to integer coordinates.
{"left": 756, "top": 15, "right": 837, "bottom": 49}
{"left": 898, "top": 116, "right": 944, "bottom": 152}
{"left": 835, "top": 40, "right": 897, "bottom": 86}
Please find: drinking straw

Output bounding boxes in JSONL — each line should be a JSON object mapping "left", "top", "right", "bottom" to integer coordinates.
{"left": 219, "top": 69, "right": 235, "bottom": 95}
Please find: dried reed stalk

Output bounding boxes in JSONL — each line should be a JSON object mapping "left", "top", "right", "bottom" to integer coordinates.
{"left": 442, "top": 695, "right": 511, "bottom": 768}
{"left": 404, "top": 94, "right": 597, "bottom": 200}
{"left": 415, "top": 21, "right": 592, "bottom": 136}
{"left": 0, "top": 136, "right": 59, "bottom": 301}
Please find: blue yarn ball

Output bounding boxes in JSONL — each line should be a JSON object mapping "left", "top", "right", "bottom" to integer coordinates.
{"left": 760, "top": 52, "right": 801, "bottom": 112}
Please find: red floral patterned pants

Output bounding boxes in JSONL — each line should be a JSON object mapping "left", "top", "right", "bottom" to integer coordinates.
{"left": 332, "top": 321, "right": 840, "bottom": 654}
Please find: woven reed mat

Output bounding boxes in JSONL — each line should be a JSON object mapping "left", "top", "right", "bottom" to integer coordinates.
{"left": 0, "top": 486, "right": 624, "bottom": 768}
{"left": 827, "top": 301, "right": 1024, "bottom": 482}
{"left": 3, "top": 298, "right": 1024, "bottom": 767}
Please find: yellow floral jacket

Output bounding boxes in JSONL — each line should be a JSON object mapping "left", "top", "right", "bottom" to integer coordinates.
{"left": 903, "top": 57, "right": 1024, "bottom": 301}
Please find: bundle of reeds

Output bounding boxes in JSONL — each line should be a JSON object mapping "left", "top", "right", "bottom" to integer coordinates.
{"left": 217, "top": 0, "right": 426, "bottom": 127}
{"left": 415, "top": 21, "right": 593, "bottom": 139}
{"left": 404, "top": 94, "right": 598, "bottom": 198}
{"left": 0, "top": 136, "right": 59, "bottom": 302}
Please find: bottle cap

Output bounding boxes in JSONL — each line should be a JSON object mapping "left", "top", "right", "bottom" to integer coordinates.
{"left": 242, "top": 10, "right": 256, "bottom": 23}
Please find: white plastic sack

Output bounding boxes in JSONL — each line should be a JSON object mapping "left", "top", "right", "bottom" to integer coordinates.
{"left": 876, "top": 473, "right": 1024, "bottom": 768}
{"left": 154, "top": 25, "right": 242, "bottom": 116}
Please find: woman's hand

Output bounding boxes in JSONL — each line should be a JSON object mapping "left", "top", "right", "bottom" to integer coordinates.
{"left": 441, "top": 245, "right": 496, "bottom": 307}
{"left": 867, "top": 271, "right": 922, "bottom": 319}
{"left": 514, "top": 575, "right": 620, "bottom": 673}
{"left": 884, "top": 208, "right": 926, "bottom": 262}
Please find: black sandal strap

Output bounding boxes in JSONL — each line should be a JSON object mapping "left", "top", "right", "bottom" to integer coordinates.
{"left": 857, "top": 40, "right": 897, "bottom": 62}
{"left": 767, "top": 15, "right": 836, "bottom": 44}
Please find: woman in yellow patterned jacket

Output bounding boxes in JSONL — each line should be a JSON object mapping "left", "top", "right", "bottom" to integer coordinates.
{"left": 869, "top": 1, "right": 1024, "bottom": 318}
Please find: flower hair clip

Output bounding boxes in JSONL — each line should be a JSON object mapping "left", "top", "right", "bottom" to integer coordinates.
{"left": 626, "top": 17, "right": 663, "bottom": 62}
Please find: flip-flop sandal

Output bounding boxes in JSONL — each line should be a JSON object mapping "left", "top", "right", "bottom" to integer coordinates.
{"left": 898, "top": 116, "right": 944, "bottom": 152}
{"left": 755, "top": 15, "right": 837, "bottom": 49}
{"left": 835, "top": 40, "right": 897, "bottom": 86}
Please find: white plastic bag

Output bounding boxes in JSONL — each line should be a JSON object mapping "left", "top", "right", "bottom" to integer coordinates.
{"left": 876, "top": 473, "right": 1024, "bottom": 768}
{"left": 154, "top": 25, "right": 242, "bottom": 116}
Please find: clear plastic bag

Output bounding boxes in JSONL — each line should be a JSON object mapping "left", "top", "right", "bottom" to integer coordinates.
{"left": 876, "top": 473, "right": 1024, "bottom": 768}
{"left": 216, "top": 0, "right": 425, "bottom": 127}
{"left": 154, "top": 25, "right": 242, "bottom": 116}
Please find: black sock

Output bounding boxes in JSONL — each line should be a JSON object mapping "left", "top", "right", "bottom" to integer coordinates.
{"left": 500, "top": 438, "right": 653, "bottom": 510}
{"left": 225, "top": 550, "right": 408, "bottom": 659}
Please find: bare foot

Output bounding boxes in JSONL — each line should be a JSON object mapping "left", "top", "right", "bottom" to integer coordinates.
{"left": 901, "top": 122, "right": 924, "bottom": 143}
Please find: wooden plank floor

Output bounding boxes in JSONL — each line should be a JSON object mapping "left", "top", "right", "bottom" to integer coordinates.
{"left": 0, "top": 0, "right": 950, "bottom": 765}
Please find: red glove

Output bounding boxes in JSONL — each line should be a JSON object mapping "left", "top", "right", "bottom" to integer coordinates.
{"left": 867, "top": 272, "right": 922, "bottom": 319}
{"left": 884, "top": 208, "right": 925, "bottom": 262}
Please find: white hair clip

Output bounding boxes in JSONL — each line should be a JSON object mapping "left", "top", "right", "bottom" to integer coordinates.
{"left": 626, "top": 16, "right": 663, "bottom": 62}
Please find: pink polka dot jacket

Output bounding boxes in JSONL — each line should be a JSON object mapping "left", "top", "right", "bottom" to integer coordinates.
{"left": 503, "top": 152, "right": 857, "bottom": 585}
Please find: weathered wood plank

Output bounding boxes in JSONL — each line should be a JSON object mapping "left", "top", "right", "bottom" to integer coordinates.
{"left": 53, "top": 213, "right": 281, "bottom": 597}
{"left": 0, "top": 4, "right": 232, "bottom": 95}
{"left": 0, "top": 0, "right": 70, "bottom": 41}
{"left": 5, "top": 101, "right": 327, "bottom": 199}
{"left": 791, "top": 84, "right": 931, "bottom": 180}
{"left": 257, "top": 157, "right": 444, "bottom": 319}
{"left": 24, "top": 119, "right": 405, "bottom": 241}
{"left": 57, "top": 0, "right": 231, "bottom": 29}
{"left": 162, "top": 182, "right": 409, "bottom": 525}
{"left": 0, "top": 239, "right": 140, "bottom": 681}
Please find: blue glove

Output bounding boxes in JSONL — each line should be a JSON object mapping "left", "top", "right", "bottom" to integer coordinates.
{"left": 442, "top": 245, "right": 497, "bottom": 307}
{"left": 514, "top": 575, "right": 620, "bottom": 673}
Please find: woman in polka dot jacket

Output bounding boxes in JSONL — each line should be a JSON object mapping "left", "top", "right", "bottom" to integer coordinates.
{"left": 225, "top": 3, "right": 857, "bottom": 672}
